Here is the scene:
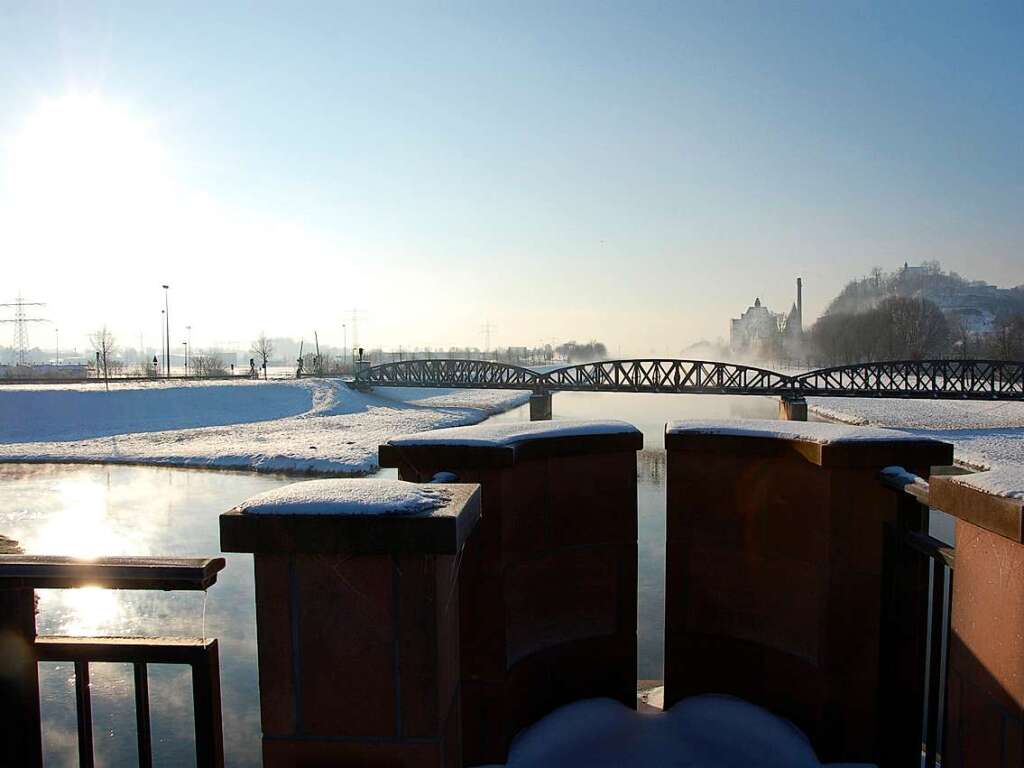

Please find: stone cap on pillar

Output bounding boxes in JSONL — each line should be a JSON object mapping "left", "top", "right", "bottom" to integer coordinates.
{"left": 220, "top": 479, "right": 480, "bottom": 555}
{"left": 931, "top": 468, "right": 1024, "bottom": 543}
{"left": 379, "top": 419, "right": 643, "bottom": 469}
{"left": 665, "top": 418, "right": 953, "bottom": 468}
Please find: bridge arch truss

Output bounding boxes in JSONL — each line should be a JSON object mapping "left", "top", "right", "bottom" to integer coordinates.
{"left": 354, "top": 357, "right": 1024, "bottom": 401}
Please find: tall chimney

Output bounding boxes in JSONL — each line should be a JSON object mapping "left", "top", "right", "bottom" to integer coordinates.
{"left": 796, "top": 277, "right": 803, "bottom": 333}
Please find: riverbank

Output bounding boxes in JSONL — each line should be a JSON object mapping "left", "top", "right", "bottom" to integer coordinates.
{"left": 0, "top": 378, "right": 530, "bottom": 475}
{"left": 808, "top": 396, "right": 1024, "bottom": 473}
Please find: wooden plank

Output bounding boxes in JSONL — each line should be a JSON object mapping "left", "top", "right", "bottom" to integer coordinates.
{"left": 36, "top": 636, "right": 215, "bottom": 665}
{"left": 192, "top": 641, "right": 225, "bottom": 768}
{"left": 133, "top": 663, "right": 153, "bottom": 768}
{"left": 0, "top": 555, "right": 225, "bottom": 591}
{"left": 0, "top": 582, "right": 43, "bottom": 767}
{"left": 75, "top": 661, "right": 94, "bottom": 768}
{"left": 904, "top": 530, "right": 955, "bottom": 570}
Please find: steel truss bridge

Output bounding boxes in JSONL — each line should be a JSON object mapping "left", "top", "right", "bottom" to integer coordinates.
{"left": 355, "top": 358, "right": 1024, "bottom": 400}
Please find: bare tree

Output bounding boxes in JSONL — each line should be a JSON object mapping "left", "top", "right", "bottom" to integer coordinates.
{"left": 90, "top": 326, "right": 117, "bottom": 391}
{"left": 191, "top": 352, "right": 228, "bottom": 378}
{"left": 250, "top": 333, "right": 274, "bottom": 380}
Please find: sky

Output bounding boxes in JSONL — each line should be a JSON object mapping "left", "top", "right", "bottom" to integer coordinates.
{"left": 1, "top": 1, "right": 1022, "bottom": 357}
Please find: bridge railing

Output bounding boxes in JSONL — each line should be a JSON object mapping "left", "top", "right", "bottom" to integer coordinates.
{"left": 876, "top": 468, "right": 954, "bottom": 768}
{"left": 0, "top": 547, "right": 226, "bottom": 768}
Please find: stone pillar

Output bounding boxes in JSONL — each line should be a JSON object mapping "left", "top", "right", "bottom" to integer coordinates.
{"left": 220, "top": 480, "right": 481, "bottom": 768}
{"left": 380, "top": 421, "right": 641, "bottom": 766}
{"left": 663, "top": 420, "right": 952, "bottom": 764}
{"left": 778, "top": 395, "right": 808, "bottom": 421}
{"left": 529, "top": 391, "right": 552, "bottom": 421}
{"left": 0, "top": 536, "right": 42, "bottom": 767}
{"left": 930, "top": 474, "right": 1024, "bottom": 768}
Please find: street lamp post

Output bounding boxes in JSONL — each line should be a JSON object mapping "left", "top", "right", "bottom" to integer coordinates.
{"left": 162, "top": 285, "right": 170, "bottom": 377}
{"left": 186, "top": 325, "right": 192, "bottom": 376}
{"left": 182, "top": 342, "right": 188, "bottom": 376}
{"left": 55, "top": 328, "right": 59, "bottom": 366}
{"left": 342, "top": 324, "right": 347, "bottom": 372}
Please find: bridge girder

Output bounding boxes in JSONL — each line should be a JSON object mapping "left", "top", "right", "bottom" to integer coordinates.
{"left": 355, "top": 358, "right": 1024, "bottom": 401}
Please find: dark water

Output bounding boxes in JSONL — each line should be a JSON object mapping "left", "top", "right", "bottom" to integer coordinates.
{"left": 0, "top": 392, "right": 791, "bottom": 766}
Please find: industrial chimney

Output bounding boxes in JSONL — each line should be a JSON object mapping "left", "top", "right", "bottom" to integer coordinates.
{"left": 796, "top": 277, "right": 803, "bottom": 333}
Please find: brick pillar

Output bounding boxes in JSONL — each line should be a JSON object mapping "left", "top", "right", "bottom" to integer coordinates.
{"left": 930, "top": 475, "right": 1024, "bottom": 768}
{"left": 220, "top": 481, "right": 480, "bottom": 768}
{"left": 380, "top": 421, "right": 641, "bottom": 766}
{"left": 663, "top": 420, "right": 952, "bottom": 763}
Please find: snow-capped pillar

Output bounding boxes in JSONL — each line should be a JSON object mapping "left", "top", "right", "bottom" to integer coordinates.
{"left": 379, "top": 420, "right": 642, "bottom": 766}
{"left": 663, "top": 420, "right": 952, "bottom": 764}
{"left": 930, "top": 474, "right": 1024, "bottom": 768}
{"left": 220, "top": 480, "right": 481, "bottom": 768}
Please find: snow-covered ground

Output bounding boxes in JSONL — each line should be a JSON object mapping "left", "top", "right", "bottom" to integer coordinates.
{"left": 0, "top": 379, "right": 530, "bottom": 475}
{"left": 809, "top": 396, "right": 1024, "bottom": 475}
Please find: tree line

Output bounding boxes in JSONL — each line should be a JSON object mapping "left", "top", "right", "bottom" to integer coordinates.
{"left": 809, "top": 296, "right": 1024, "bottom": 364}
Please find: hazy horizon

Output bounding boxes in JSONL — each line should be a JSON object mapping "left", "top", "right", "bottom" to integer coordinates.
{"left": 2, "top": 2, "right": 1022, "bottom": 357}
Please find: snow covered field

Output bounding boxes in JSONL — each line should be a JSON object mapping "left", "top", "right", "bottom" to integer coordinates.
{"left": 0, "top": 379, "right": 530, "bottom": 475}
{"left": 809, "top": 396, "right": 1024, "bottom": 474}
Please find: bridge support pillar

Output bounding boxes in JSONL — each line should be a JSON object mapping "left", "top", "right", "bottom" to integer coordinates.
{"left": 779, "top": 395, "right": 808, "bottom": 421}
{"left": 529, "top": 391, "right": 552, "bottom": 421}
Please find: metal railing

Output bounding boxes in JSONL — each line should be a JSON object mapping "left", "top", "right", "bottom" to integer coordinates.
{"left": 0, "top": 551, "right": 226, "bottom": 768}
{"left": 878, "top": 467, "right": 955, "bottom": 768}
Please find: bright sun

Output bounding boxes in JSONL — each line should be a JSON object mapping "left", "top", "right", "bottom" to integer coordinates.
{"left": 5, "top": 91, "right": 169, "bottom": 230}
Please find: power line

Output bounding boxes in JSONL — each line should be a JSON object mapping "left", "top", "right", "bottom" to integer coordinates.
{"left": 0, "top": 292, "right": 48, "bottom": 365}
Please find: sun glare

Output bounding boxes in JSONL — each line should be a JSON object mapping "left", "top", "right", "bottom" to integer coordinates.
{"left": 5, "top": 92, "right": 169, "bottom": 232}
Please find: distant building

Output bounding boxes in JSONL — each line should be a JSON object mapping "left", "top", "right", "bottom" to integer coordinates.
{"left": 730, "top": 278, "right": 803, "bottom": 357}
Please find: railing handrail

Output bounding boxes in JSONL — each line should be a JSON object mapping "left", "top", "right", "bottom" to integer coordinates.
{"left": 0, "top": 555, "right": 225, "bottom": 590}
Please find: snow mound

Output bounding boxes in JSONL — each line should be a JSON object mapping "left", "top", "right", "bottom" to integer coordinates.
{"left": 236, "top": 479, "right": 453, "bottom": 515}
{"left": 0, "top": 381, "right": 530, "bottom": 475}
{"left": 495, "top": 695, "right": 872, "bottom": 768}
{"left": 0, "top": 382, "right": 314, "bottom": 443}
{"left": 388, "top": 419, "right": 640, "bottom": 447}
{"left": 667, "top": 418, "right": 922, "bottom": 445}
{"left": 808, "top": 397, "right": 1024, "bottom": 431}
{"left": 948, "top": 467, "right": 1024, "bottom": 500}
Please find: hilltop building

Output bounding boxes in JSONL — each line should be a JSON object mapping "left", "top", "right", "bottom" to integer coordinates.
{"left": 730, "top": 278, "right": 803, "bottom": 357}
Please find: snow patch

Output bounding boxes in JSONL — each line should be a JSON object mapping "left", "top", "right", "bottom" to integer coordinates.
{"left": 0, "top": 380, "right": 531, "bottom": 475}
{"left": 807, "top": 397, "right": 1024, "bottom": 474}
{"left": 666, "top": 418, "right": 922, "bottom": 445}
{"left": 947, "top": 467, "right": 1024, "bottom": 501}
{"left": 0, "top": 381, "right": 315, "bottom": 443}
{"left": 388, "top": 419, "right": 640, "bottom": 448}
{"left": 491, "top": 695, "right": 872, "bottom": 768}
{"left": 237, "top": 479, "right": 452, "bottom": 515}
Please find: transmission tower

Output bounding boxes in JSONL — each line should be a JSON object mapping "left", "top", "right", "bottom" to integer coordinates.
{"left": 481, "top": 320, "right": 496, "bottom": 355}
{"left": 0, "top": 293, "right": 48, "bottom": 365}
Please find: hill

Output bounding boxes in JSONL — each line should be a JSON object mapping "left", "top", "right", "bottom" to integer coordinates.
{"left": 824, "top": 261, "right": 1024, "bottom": 333}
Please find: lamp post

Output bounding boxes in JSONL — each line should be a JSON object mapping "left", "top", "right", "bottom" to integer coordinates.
{"left": 342, "top": 324, "right": 347, "bottom": 372}
{"left": 182, "top": 342, "right": 188, "bottom": 376}
{"left": 186, "top": 325, "right": 192, "bottom": 376}
{"left": 162, "top": 285, "right": 170, "bottom": 377}
{"left": 55, "top": 328, "right": 59, "bottom": 366}
{"left": 160, "top": 310, "right": 166, "bottom": 375}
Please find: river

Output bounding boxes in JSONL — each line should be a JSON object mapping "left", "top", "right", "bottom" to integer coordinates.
{"left": 0, "top": 391, "right": 798, "bottom": 766}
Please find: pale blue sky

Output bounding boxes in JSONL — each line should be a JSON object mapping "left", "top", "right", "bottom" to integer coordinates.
{"left": 1, "top": 2, "right": 1022, "bottom": 355}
